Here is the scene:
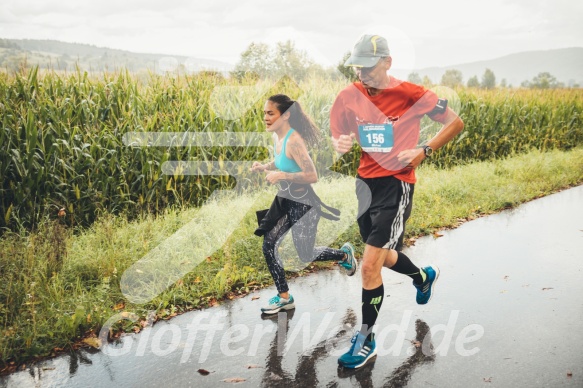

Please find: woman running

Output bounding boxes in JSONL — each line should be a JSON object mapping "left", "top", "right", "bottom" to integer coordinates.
{"left": 252, "top": 94, "right": 357, "bottom": 315}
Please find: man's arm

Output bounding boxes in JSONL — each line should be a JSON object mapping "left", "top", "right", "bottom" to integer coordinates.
{"left": 398, "top": 107, "right": 464, "bottom": 169}
{"left": 329, "top": 92, "right": 356, "bottom": 155}
{"left": 332, "top": 132, "right": 356, "bottom": 154}
{"left": 425, "top": 107, "right": 464, "bottom": 152}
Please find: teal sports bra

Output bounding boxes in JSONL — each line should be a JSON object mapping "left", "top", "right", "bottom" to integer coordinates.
{"left": 274, "top": 128, "right": 302, "bottom": 173}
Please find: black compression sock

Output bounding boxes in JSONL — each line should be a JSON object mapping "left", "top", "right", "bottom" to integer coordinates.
{"left": 360, "top": 284, "right": 384, "bottom": 342}
{"left": 390, "top": 251, "right": 425, "bottom": 285}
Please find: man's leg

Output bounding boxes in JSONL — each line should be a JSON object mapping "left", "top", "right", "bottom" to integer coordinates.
{"left": 339, "top": 177, "right": 403, "bottom": 368}
{"left": 359, "top": 245, "right": 425, "bottom": 336}
{"left": 337, "top": 243, "right": 384, "bottom": 368}
{"left": 374, "top": 179, "right": 437, "bottom": 299}
{"left": 381, "top": 243, "right": 440, "bottom": 306}
{"left": 359, "top": 244, "right": 389, "bottom": 341}
{"left": 382, "top": 249, "right": 425, "bottom": 285}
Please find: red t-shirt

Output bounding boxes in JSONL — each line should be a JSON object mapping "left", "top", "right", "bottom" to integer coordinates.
{"left": 330, "top": 77, "right": 447, "bottom": 183}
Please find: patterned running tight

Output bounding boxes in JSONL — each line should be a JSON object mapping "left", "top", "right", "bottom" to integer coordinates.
{"left": 262, "top": 198, "right": 345, "bottom": 294}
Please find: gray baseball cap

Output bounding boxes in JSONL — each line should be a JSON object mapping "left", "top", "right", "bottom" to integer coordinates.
{"left": 344, "top": 34, "right": 390, "bottom": 68}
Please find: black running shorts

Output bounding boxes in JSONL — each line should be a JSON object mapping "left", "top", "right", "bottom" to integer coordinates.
{"left": 355, "top": 175, "right": 415, "bottom": 251}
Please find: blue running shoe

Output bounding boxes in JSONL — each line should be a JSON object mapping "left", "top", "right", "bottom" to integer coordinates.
{"left": 339, "top": 242, "right": 358, "bottom": 276}
{"left": 414, "top": 265, "right": 440, "bottom": 305}
{"left": 338, "top": 332, "right": 377, "bottom": 369}
{"left": 261, "top": 294, "right": 295, "bottom": 315}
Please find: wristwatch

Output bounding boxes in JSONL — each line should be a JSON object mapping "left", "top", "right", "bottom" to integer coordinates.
{"left": 423, "top": 145, "right": 434, "bottom": 157}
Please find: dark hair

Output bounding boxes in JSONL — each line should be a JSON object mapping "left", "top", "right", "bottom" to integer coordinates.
{"left": 268, "top": 94, "right": 321, "bottom": 147}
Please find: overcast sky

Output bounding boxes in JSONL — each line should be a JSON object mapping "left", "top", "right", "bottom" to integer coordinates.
{"left": 1, "top": 0, "right": 581, "bottom": 70}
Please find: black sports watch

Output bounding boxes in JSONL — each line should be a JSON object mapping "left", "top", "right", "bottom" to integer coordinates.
{"left": 423, "top": 145, "right": 434, "bottom": 157}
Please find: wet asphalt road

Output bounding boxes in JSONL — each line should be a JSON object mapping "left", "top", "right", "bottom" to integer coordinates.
{"left": 2, "top": 185, "right": 583, "bottom": 388}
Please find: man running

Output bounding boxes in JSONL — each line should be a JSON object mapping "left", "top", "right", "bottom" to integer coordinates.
{"left": 331, "top": 34, "right": 464, "bottom": 369}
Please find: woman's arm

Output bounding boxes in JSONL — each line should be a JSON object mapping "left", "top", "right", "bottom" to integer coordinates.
{"left": 251, "top": 160, "right": 276, "bottom": 172}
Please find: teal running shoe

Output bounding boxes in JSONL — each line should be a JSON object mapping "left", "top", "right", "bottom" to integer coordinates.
{"left": 261, "top": 294, "right": 295, "bottom": 315}
{"left": 414, "top": 265, "right": 440, "bottom": 305}
{"left": 338, "top": 332, "right": 377, "bottom": 369}
{"left": 339, "top": 242, "right": 358, "bottom": 276}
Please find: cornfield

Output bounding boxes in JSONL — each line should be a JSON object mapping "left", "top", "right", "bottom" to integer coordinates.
{"left": 1, "top": 67, "right": 581, "bottom": 232}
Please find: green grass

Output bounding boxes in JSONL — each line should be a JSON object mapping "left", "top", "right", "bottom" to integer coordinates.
{"left": 412, "top": 147, "right": 583, "bottom": 231}
{"left": 1, "top": 146, "right": 583, "bottom": 368}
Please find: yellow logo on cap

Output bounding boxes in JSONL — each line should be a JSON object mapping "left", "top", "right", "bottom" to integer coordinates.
{"left": 371, "top": 35, "right": 380, "bottom": 55}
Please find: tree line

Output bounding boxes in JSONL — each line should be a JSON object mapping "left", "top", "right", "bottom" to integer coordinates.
{"left": 233, "top": 42, "right": 579, "bottom": 89}
{"left": 406, "top": 69, "right": 577, "bottom": 89}
{"left": 1, "top": 38, "right": 578, "bottom": 90}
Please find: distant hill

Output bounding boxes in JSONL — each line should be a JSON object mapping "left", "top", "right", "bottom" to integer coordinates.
{"left": 0, "top": 38, "right": 233, "bottom": 73}
{"left": 392, "top": 48, "right": 583, "bottom": 87}
{"left": 1, "top": 39, "right": 581, "bottom": 87}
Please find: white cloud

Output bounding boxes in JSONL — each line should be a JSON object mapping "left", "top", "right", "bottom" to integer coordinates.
{"left": 0, "top": 7, "right": 19, "bottom": 23}
{"left": 0, "top": 0, "right": 580, "bottom": 68}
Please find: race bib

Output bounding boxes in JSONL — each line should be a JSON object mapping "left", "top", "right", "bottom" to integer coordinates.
{"left": 358, "top": 123, "right": 394, "bottom": 153}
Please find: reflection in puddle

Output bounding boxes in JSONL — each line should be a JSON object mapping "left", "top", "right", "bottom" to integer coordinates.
{"left": 22, "top": 347, "right": 102, "bottom": 386}
{"left": 262, "top": 308, "right": 357, "bottom": 387}
{"left": 382, "top": 319, "right": 435, "bottom": 387}
{"left": 260, "top": 308, "right": 434, "bottom": 388}
{"left": 335, "top": 319, "right": 435, "bottom": 388}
